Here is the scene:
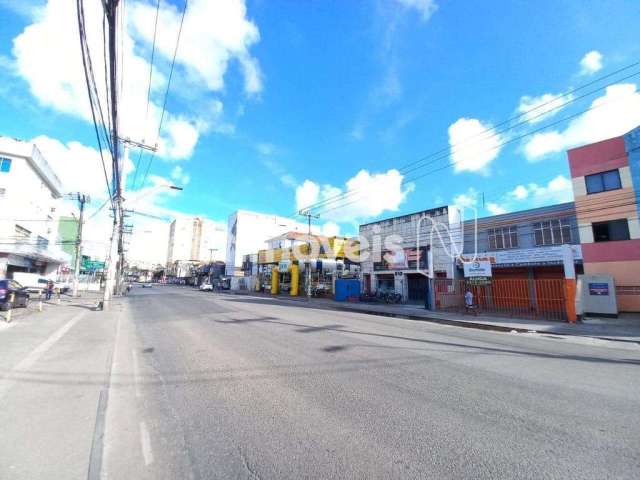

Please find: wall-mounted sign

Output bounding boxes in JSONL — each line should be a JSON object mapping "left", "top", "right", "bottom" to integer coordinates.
{"left": 463, "top": 260, "right": 492, "bottom": 278}
{"left": 459, "top": 245, "right": 583, "bottom": 267}
{"left": 588, "top": 282, "right": 609, "bottom": 296}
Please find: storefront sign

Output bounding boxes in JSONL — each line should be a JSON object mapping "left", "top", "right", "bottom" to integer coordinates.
{"left": 459, "top": 245, "right": 582, "bottom": 267}
{"left": 373, "top": 247, "right": 427, "bottom": 271}
{"left": 589, "top": 282, "right": 609, "bottom": 296}
{"left": 278, "top": 261, "right": 290, "bottom": 273}
{"left": 463, "top": 260, "right": 492, "bottom": 278}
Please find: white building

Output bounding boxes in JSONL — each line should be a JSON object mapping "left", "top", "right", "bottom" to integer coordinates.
{"left": 166, "top": 217, "right": 226, "bottom": 266}
{"left": 0, "top": 137, "right": 70, "bottom": 279}
{"left": 358, "top": 205, "right": 462, "bottom": 303}
{"left": 225, "top": 210, "right": 317, "bottom": 275}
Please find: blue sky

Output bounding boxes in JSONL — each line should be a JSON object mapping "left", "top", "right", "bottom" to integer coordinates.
{"left": 1, "top": 0, "right": 640, "bottom": 242}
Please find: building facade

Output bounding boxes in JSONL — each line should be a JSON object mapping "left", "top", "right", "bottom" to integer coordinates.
{"left": 166, "top": 217, "right": 225, "bottom": 265}
{"left": 0, "top": 137, "right": 70, "bottom": 279}
{"left": 567, "top": 125, "right": 640, "bottom": 311}
{"left": 459, "top": 202, "right": 582, "bottom": 280}
{"left": 359, "top": 205, "right": 462, "bottom": 303}
{"left": 224, "top": 210, "right": 315, "bottom": 276}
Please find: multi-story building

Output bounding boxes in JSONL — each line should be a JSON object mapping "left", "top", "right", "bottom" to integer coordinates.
{"left": 567, "top": 125, "right": 640, "bottom": 312}
{"left": 166, "top": 217, "right": 225, "bottom": 265}
{"left": 0, "top": 137, "right": 70, "bottom": 279}
{"left": 224, "top": 210, "right": 315, "bottom": 276}
{"left": 358, "top": 205, "right": 462, "bottom": 303}
{"left": 459, "top": 202, "right": 582, "bottom": 280}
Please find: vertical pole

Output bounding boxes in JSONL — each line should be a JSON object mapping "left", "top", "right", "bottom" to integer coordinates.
{"left": 307, "top": 213, "right": 311, "bottom": 301}
{"left": 562, "top": 244, "right": 577, "bottom": 323}
{"left": 72, "top": 194, "right": 86, "bottom": 297}
{"left": 5, "top": 293, "right": 14, "bottom": 323}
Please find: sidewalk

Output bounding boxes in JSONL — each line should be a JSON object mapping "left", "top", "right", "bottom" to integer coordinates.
{"left": 220, "top": 290, "right": 640, "bottom": 345}
{"left": 0, "top": 291, "right": 105, "bottom": 324}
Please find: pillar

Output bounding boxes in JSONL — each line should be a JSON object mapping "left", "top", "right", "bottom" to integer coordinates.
{"left": 290, "top": 264, "right": 299, "bottom": 296}
{"left": 562, "top": 244, "right": 577, "bottom": 323}
{"left": 271, "top": 266, "right": 279, "bottom": 295}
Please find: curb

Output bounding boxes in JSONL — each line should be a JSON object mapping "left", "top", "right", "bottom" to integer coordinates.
{"left": 218, "top": 290, "right": 640, "bottom": 345}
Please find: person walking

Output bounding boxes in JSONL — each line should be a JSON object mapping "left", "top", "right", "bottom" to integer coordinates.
{"left": 46, "top": 279, "right": 54, "bottom": 301}
{"left": 464, "top": 288, "right": 477, "bottom": 315}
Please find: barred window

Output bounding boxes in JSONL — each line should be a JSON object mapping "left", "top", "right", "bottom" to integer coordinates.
{"left": 488, "top": 226, "right": 518, "bottom": 249}
{"left": 533, "top": 218, "right": 572, "bottom": 246}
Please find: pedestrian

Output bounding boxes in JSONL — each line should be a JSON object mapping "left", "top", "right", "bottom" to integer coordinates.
{"left": 46, "top": 279, "right": 54, "bottom": 301}
{"left": 464, "top": 288, "right": 476, "bottom": 315}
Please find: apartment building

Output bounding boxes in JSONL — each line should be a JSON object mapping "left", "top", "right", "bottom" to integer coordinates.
{"left": 0, "top": 136, "right": 70, "bottom": 279}
{"left": 567, "top": 125, "right": 640, "bottom": 311}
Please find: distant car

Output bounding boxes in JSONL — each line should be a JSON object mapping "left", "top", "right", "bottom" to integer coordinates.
{"left": 199, "top": 283, "right": 213, "bottom": 291}
{"left": 142, "top": 283, "right": 153, "bottom": 288}
{"left": 0, "top": 279, "right": 30, "bottom": 310}
{"left": 12, "top": 272, "right": 49, "bottom": 293}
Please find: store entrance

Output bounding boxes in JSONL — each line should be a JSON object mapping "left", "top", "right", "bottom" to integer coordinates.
{"left": 406, "top": 273, "right": 427, "bottom": 303}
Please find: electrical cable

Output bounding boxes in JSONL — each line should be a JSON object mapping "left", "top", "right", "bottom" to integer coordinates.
{"left": 138, "top": 0, "right": 188, "bottom": 191}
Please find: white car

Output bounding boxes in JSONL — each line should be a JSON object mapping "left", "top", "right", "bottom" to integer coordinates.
{"left": 199, "top": 283, "right": 213, "bottom": 291}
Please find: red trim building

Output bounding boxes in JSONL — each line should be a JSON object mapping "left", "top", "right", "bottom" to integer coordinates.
{"left": 567, "top": 126, "right": 640, "bottom": 312}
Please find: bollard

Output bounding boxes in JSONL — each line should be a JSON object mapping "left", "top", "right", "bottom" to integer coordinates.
{"left": 39, "top": 291, "right": 43, "bottom": 312}
{"left": 56, "top": 288, "right": 61, "bottom": 305}
{"left": 5, "top": 293, "right": 14, "bottom": 323}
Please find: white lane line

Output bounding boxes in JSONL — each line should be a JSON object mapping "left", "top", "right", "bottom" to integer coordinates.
{"left": 0, "top": 311, "right": 86, "bottom": 400}
{"left": 132, "top": 348, "right": 141, "bottom": 397}
{"left": 139, "top": 421, "right": 154, "bottom": 466}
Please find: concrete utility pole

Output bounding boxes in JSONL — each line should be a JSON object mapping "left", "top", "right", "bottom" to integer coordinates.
{"left": 102, "top": 0, "right": 121, "bottom": 309}
{"left": 298, "top": 209, "right": 319, "bottom": 301}
{"left": 72, "top": 194, "right": 89, "bottom": 297}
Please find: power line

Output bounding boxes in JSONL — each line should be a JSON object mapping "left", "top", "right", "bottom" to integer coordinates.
{"left": 295, "top": 61, "right": 640, "bottom": 217}
{"left": 131, "top": 0, "right": 161, "bottom": 190}
{"left": 316, "top": 89, "right": 640, "bottom": 218}
{"left": 76, "top": 0, "right": 115, "bottom": 210}
{"left": 138, "top": 0, "right": 188, "bottom": 191}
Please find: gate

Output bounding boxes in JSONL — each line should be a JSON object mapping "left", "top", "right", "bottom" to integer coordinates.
{"left": 433, "top": 278, "right": 566, "bottom": 321}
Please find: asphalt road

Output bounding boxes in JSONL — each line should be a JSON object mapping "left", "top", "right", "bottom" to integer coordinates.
{"left": 2, "top": 285, "right": 639, "bottom": 479}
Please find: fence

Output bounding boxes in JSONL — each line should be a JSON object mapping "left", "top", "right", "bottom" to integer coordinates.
{"left": 433, "top": 278, "right": 567, "bottom": 321}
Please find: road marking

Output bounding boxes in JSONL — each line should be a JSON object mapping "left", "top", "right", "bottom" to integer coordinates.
{"left": 0, "top": 310, "right": 85, "bottom": 400}
{"left": 132, "top": 348, "right": 141, "bottom": 397}
{"left": 139, "top": 421, "right": 154, "bottom": 466}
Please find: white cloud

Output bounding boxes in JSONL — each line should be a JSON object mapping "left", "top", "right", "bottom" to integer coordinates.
{"left": 295, "top": 180, "right": 321, "bottom": 211}
{"left": 508, "top": 175, "right": 573, "bottom": 207}
{"left": 580, "top": 50, "right": 603, "bottom": 75}
{"left": 524, "top": 83, "right": 640, "bottom": 160}
{"left": 170, "top": 165, "right": 190, "bottom": 186}
{"left": 486, "top": 202, "right": 507, "bottom": 215}
{"left": 31, "top": 135, "right": 134, "bottom": 201}
{"left": 510, "top": 185, "right": 529, "bottom": 200}
{"left": 128, "top": 0, "right": 262, "bottom": 95}
{"left": 453, "top": 188, "right": 479, "bottom": 208}
{"left": 517, "top": 92, "right": 573, "bottom": 124}
{"left": 11, "top": 0, "right": 258, "bottom": 163}
{"left": 295, "top": 169, "right": 413, "bottom": 223}
{"left": 321, "top": 221, "right": 341, "bottom": 237}
{"left": 448, "top": 118, "right": 503, "bottom": 174}
{"left": 395, "top": 0, "right": 438, "bottom": 21}
{"left": 261, "top": 157, "right": 297, "bottom": 189}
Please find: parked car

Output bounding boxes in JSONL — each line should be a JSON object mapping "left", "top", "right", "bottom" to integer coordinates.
{"left": 199, "top": 283, "right": 213, "bottom": 291}
{"left": 142, "top": 283, "right": 153, "bottom": 288}
{"left": 0, "top": 279, "right": 30, "bottom": 310}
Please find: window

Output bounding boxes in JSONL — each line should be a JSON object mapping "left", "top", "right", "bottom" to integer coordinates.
{"left": 0, "top": 157, "right": 11, "bottom": 173}
{"left": 533, "top": 218, "right": 572, "bottom": 246}
{"left": 592, "top": 219, "right": 630, "bottom": 242}
{"left": 488, "top": 226, "right": 518, "bottom": 249}
{"left": 585, "top": 169, "right": 622, "bottom": 194}
{"left": 36, "top": 236, "right": 49, "bottom": 249}
{"left": 15, "top": 225, "right": 31, "bottom": 240}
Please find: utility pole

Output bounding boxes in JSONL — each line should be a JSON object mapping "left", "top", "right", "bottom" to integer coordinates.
{"left": 298, "top": 209, "right": 319, "bottom": 301}
{"left": 102, "top": 0, "right": 121, "bottom": 309}
{"left": 72, "top": 194, "right": 90, "bottom": 297}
